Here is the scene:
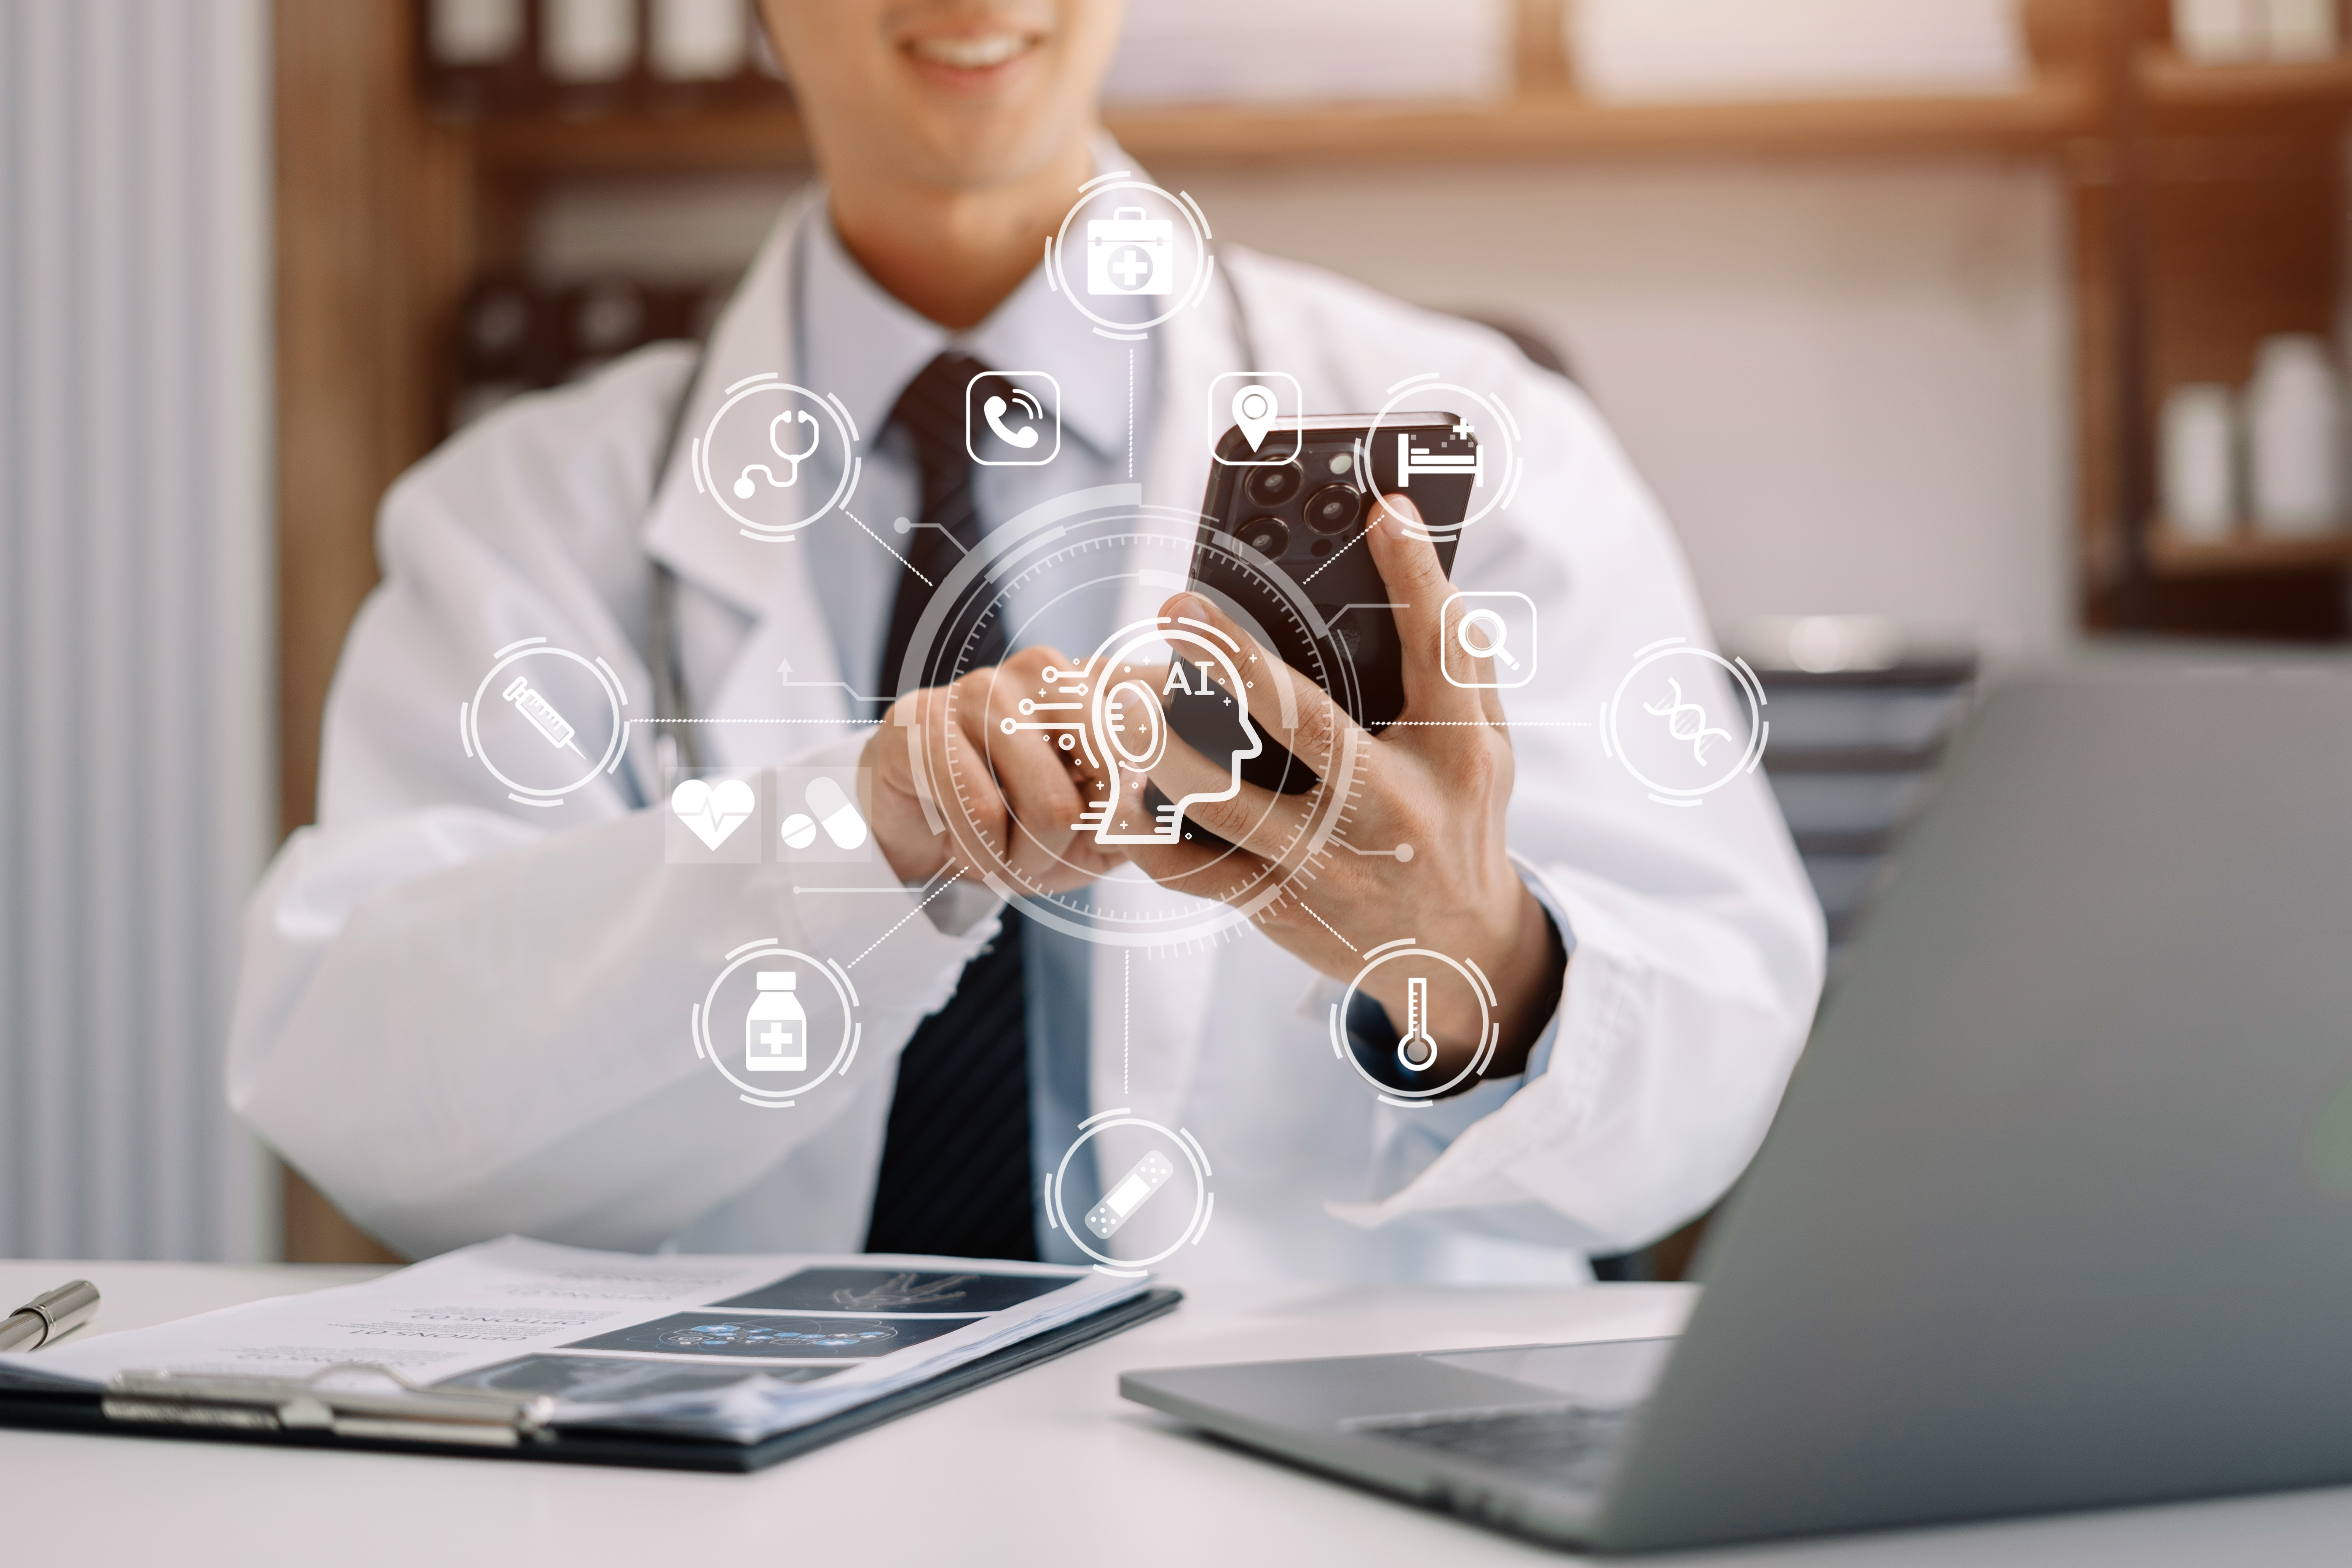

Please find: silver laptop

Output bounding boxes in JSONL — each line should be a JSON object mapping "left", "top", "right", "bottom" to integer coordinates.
{"left": 1122, "top": 661, "right": 2352, "bottom": 1552}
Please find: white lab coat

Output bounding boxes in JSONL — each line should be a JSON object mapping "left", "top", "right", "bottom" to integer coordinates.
{"left": 228, "top": 195, "right": 1824, "bottom": 1279}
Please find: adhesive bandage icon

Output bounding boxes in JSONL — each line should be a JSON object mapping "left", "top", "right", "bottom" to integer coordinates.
{"left": 501, "top": 676, "right": 583, "bottom": 754}
{"left": 1086, "top": 1150, "right": 1175, "bottom": 1240}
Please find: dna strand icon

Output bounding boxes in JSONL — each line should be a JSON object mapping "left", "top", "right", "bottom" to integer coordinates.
{"left": 1643, "top": 676, "right": 1735, "bottom": 766}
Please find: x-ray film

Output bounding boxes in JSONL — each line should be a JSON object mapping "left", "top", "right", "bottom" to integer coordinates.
{"left": 1087, "top": 1150, "right": 1175, "bottom": 1239}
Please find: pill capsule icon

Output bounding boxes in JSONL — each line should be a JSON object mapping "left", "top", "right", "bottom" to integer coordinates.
{"left": 805, "top": 775, "right": 869, "bottom": 850}
{"left": 1086, "top": 1150, "right": 1175, "bottom": 1240}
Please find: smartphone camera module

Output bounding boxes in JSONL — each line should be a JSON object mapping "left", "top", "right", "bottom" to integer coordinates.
{"left": 1304, "top": 484, "right": 1363, "bottom": 533}
{"left": 1238, "top": 516, "right": 1292, "bottom": 560}
{"left": 1246, "top": 465, "right": 1303, "bottom": 507}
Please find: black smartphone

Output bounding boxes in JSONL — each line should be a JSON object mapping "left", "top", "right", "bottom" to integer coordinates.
{"left": 1184, "top": 412, "right": 1471, "bottom": 796}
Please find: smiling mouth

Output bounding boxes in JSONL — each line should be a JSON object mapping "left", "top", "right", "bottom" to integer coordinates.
{"left": 905, "top": 30, "right": 1040, "bottom": 73}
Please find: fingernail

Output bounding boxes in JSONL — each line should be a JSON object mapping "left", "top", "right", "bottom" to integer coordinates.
{"left": 1168, "top": 593, "right": 1205, "bottom": 620}
{"left": 1381, "top": 494, "right": 1420, "bottom": 537}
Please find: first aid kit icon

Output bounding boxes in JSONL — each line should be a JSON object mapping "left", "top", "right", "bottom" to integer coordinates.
{"left": 1086, "top": 207, "right": 1173, "bottom": 296}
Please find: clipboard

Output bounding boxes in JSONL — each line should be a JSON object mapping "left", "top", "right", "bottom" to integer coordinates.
{"left": 0, "top": 1287, "right": 1181, "bottom": 1473}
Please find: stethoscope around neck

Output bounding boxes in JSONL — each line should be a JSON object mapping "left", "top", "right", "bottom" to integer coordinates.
{"left": 635, "top": 211, "right": 1264, "bottom": 801}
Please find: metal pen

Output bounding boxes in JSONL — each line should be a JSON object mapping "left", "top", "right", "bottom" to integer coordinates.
{"left": 0, "top": 1279, "right": 99, "bottom": 1352}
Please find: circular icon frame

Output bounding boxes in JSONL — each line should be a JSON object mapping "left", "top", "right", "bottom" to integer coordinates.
{"left": 1357, "top": 374, "right": 1525, "bottom": 539}
{"left": 1044, "top": 1111, "right": 1214, "bottom": 1274}
{"left": 1045, "top": 176, "right": 1216, "bottom": 338}
{"left": 1600, "top": 638, "right": 1770, "bottom": 809}
{"left": 461, "top": 638, "right": 629, "bottom": 807}
{"left": 1327, "top": 940, "right": 1500, "bottom": 1107}
{"left": 690, "top": 375, "right": 861, "bottom": 542}
{"left": 691, "top": 939, "right": 863, "bottom": 1109}
{"left": 894, "top": 489, "right": 1366, "bottom": 950}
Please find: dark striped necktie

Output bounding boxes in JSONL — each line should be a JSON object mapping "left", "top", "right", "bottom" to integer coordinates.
{"left": 863, "top": 350, "right": 1037, "bottom": 1262}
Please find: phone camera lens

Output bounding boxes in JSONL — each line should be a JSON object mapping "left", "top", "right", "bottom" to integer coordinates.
{"left": 1246, "top": 465, "right": 1302, "bottom": 506}
{"left": 1239, "top": 517, "right": 1292, "bottom": 559}
{"left": 1304, "top": 484, "right": 1363, "bottom": 533}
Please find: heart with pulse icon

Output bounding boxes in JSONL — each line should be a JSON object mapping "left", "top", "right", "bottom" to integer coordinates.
{"left": 670, "top": 776, "right": 756, "bottom": 850}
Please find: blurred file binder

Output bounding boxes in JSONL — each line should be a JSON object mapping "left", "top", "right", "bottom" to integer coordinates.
{"left": 1104, "top": 0, "right": 1514, "bottom": 105}
{"left": 1570, "top": 0, "right": 2027, "bottom": 103}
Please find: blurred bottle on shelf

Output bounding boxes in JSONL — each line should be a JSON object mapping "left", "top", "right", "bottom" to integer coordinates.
{"left": 542, "top": 0, "right": 638, "bottom": 114}
{"left": 451, "top": 273, "right": 737, "bottom": 432}
{"left": 420, "top": 0, "right": 781, "bottom": 116}
{"left": 651, "top": 0, "right": 748, "bottom": 82}
{"left": 2174, "top": 0, "right": 2342, "bottom": 63}
{"left": 2266, "top": 0, "right": 2343, "bottom": 58}
{"left": 453, "top": 278, "right": 554, "bottom": 430}
{"left": 2245, "top": 334, "right": 2345, "bottom": 538}
{"left": 2159, "top": 383, "right": 2239, "bottom": 541}
{"left": 560, "top": 278, "right": 648, "bottom": 381}
{"left": 423, "top": 0, "right": 535, "bottom": 114}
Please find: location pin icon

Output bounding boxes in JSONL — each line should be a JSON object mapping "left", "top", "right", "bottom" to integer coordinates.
{"left": 1232, "top": 383, "right": 1279, "bottom": 452}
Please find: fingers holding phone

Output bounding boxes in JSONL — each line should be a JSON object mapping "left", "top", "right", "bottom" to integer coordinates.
{"left": 1364, "top": 494, "right": 1510, "bottom": 739}
{"left": 862, "top": 646, "right": 1124, "bottom": 894}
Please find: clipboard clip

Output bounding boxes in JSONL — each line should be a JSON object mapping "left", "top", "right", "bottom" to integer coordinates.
{"left": 102, "top": 1363, "right": 557, "bottom": 1448}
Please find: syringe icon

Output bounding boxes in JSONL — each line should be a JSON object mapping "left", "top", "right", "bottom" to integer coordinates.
{"left": 501, "top": 675, "right": 584, "bottom": 755}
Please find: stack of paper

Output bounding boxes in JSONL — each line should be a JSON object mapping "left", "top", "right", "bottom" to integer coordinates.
{"left": 0, "top": 1237, "right": 1150, "bottom": 1445}
{"left": 1570, "top": 0, "right": 2028, "bottom": 103}
{"left": 1102, "top": 0, "right": 1514, "bottom": 107}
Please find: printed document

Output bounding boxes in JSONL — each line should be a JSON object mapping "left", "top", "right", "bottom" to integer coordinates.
{"left": 0, "top": 1237, "right": 1152, "bottom": 1442}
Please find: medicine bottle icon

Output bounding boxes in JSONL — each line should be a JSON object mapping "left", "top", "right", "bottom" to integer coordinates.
{"left": 746, "top": 970, "right": 806, "bottom": 1073}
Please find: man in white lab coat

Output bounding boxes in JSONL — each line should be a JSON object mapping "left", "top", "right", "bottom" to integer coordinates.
{"left": 229, "top": 0, "right": 1824, "bottom": 1278}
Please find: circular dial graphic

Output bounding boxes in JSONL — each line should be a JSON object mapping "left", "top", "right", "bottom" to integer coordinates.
{"left": 895, "top": 495, "right": 1367, "bottom": 949}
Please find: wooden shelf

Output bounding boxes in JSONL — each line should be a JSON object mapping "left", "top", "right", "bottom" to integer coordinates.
{"left": 471, "top": 75, "right": 2098, "bottom": 182}
{"left": 2140, "top": 46, "right": 2352, "bottom": 110}
{"left": 2148, "top": 527, "right": 2352, "bottom": 575}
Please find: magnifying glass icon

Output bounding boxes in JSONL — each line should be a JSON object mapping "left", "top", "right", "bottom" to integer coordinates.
{"left": 1455, "top": 608, "right": 1521, "bottom": 670}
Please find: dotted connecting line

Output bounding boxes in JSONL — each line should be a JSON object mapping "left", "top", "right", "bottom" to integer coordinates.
{"left": 1300, "top": 519, "right": 1377, "bottom": 586}
{"left": 844, "top": 507, "right": 930, "bottom": 586}
{"left": 1292, "top": 897, "right": 1360, "bottom": 954}
{"left": 846, "top": 866, "right": 967, "bottom": 969}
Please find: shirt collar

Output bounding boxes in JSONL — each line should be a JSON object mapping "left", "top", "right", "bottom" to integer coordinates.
{"left": 800, "top": 196, "right": 1136, "bottom": 463}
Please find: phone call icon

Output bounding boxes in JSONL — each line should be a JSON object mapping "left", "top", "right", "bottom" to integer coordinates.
{"left": 965, "top": 370, "right": 1061, "bottom": 467}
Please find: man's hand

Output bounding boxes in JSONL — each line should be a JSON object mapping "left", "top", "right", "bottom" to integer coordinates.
{"left": 1123, "top": 496, "right": 1565, "bottom": 1076}
{"left": 861, "top": 645, "right": 1126, "bottom": 894}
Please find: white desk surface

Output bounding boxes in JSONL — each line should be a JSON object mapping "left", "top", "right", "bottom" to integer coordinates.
{"left": 4, "top": 1260, "right": 2349, "bottom": 1566}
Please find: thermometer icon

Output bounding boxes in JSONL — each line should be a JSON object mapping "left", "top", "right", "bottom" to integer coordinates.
{"left": 1397, "top": 976, "right": 1439, "bottom": 1072}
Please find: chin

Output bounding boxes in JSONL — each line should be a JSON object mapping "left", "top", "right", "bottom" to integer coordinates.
{"left": 774, "top": 0, "right": 1114, "bottom": 190}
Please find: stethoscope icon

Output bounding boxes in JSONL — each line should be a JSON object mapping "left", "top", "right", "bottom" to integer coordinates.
{"left": 733, "top": 409, "right": 821, "bottom": 499}
{"left": 1455, "top": 608, "right": 1521, "bottom": 670}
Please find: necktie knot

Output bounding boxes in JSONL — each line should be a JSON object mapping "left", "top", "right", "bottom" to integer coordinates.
{"left": 889, "top": 349, "right": 990, "bottom": 488}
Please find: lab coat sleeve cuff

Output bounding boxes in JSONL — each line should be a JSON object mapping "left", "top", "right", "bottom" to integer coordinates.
{"left": 1339, "top": 858, "right": 1573, "bottom": 1200}
{"left": 920, "top": 876, "right": 1004, "bottom": 937}
{"left": 1513, "top": 852, "right": 1577, "bottom": 1083}
{"left": 1326, "top": 853, "right": 1812, "bottom": 1250}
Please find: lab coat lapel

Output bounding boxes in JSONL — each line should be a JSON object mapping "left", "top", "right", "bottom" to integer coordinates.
{"left": 641, "top": 191, "right": 857, "bottom": 764}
